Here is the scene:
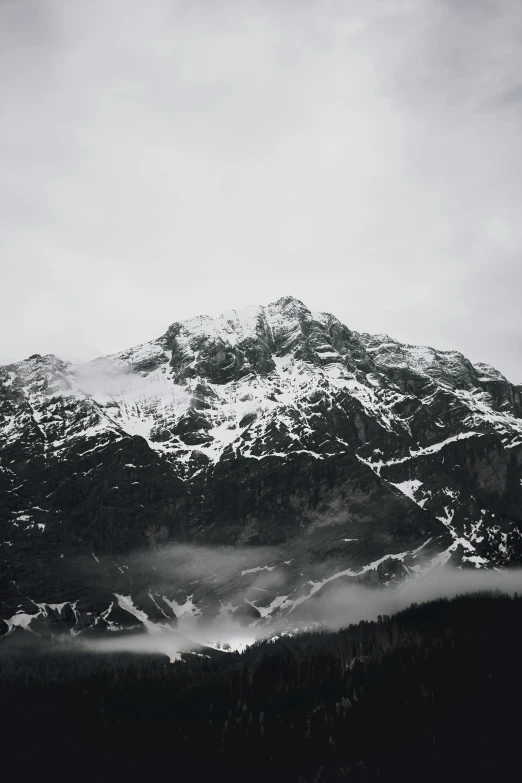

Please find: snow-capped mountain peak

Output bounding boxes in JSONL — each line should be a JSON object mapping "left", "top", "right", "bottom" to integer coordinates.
{"left": 2, "top": 297, "right": 522, "bottom": 638}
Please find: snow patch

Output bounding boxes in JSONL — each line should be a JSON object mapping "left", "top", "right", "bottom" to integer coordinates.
{"left": 241, "top": 565, "right": 276, "bottom": 576}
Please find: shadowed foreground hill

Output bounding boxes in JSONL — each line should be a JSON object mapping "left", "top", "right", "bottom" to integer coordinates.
{"left": 1, "top": 591, "right": 522, "bottom": 782}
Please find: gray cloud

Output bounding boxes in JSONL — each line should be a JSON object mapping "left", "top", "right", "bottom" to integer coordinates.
{"left": 289, "top": 564, "right": 522, "bottom": 631}
{"left": 69, "top": 563, "right": 522, "bottom": 659}
{"left": 2, "top": 0, "right": 522, "bottom": 380}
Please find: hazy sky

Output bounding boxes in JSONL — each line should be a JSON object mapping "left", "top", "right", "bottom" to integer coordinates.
{"left": 2, "top": 0, "right": 522, "bottom": 380}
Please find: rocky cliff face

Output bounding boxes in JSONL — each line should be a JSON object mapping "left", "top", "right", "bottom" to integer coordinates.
{"left": 2, "top": 296, "right": 522, "bottom": 638}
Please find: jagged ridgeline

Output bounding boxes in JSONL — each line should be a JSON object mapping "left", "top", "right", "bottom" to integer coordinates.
{"left": 1, "top": 296, "right": 522, "bottom": 633}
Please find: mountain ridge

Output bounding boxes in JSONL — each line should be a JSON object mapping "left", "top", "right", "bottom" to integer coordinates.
{"left": 2, "top": 295, "right": 522, "bottom": 640}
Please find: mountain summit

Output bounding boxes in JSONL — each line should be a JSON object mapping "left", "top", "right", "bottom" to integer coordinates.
{"left": 2, "top": 297, "right": 522, "bottom": 636}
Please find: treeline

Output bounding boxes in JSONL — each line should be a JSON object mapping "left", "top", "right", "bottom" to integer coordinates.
{"left": 1, "top": 591, "right": 522, "bottom": 782}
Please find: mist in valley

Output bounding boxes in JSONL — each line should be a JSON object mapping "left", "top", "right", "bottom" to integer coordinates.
{"left": 62, "top": 540, "right": 522, "bottom": 660}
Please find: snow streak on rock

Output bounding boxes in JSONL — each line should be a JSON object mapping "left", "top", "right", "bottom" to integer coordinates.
{"left": 2, "top": 296, "right": 522, "bottom": 635}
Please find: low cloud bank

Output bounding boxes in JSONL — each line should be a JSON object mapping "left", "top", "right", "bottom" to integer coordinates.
{"left": 79, "top": 564, "right": 522, "bottom": 660}
{"left": 286, "top": 566, "right": 522, "bottom": 631}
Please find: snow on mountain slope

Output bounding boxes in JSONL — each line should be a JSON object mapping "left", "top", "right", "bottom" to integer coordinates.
{"left": 2, "top": 296, "right": 522, "bottom": 637}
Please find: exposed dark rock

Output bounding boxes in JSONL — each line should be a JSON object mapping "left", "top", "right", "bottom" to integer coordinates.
{"left": 2, "top": 295, "right": 522, "bottom": 635}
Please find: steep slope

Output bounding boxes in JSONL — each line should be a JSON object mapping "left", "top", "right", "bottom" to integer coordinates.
{"left": 1, "top": 296, "right": 522, "bottom": 637}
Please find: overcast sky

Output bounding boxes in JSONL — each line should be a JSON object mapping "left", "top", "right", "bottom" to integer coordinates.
{"left": 2, "top": 0, "right": 522, "bottom": 380}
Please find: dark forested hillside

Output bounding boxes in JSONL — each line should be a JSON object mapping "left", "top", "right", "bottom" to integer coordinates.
{"left": 2, "top": 591, "right": 521, "bottom": 782}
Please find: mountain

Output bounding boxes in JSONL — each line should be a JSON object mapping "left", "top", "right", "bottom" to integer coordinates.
{"left": 2, "top": 295, "right": 522, "bottom": 639}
